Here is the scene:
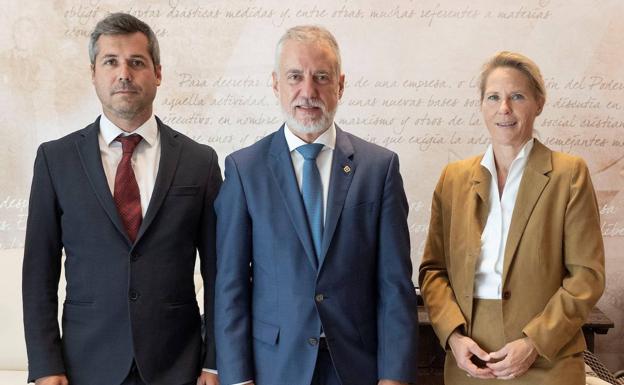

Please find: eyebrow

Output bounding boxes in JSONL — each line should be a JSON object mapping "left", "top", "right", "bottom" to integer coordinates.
{"left": 100, "top": 54, "right": 148, "bottom": 60}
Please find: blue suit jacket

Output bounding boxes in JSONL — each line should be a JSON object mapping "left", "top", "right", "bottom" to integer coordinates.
{"left": 22, "top": 117, "right": 221, "bottom": 385}
{"left": 215, "top": 126, "right": 418, "bottom": 385}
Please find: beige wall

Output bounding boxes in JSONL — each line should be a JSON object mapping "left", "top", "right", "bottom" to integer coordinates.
{"left": 1, "top": 0, "right": 622, "bottom": 371}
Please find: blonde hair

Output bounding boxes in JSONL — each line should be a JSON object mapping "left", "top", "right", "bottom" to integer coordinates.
{"left": 479, "top": 51, "right": 546, "bottom": 103}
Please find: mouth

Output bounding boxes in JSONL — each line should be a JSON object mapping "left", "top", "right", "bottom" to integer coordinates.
{"left": 112, "top": 87, "right": 139, "bottom": 95}
{"left": 496, "top": 121, "right": 517, "bottom": 128}
{"left": 296, "top": 105, "right": 322, "bottom": 113}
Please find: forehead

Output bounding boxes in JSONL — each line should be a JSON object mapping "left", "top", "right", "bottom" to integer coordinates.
{"left": 96, "top": 32, "right": 150, "bottom": 57}
{"left": 279, "top": 40, "right": 337, "bottom": 72}
{"left": 485, "top": 66, "right": 532, "bottom": 91}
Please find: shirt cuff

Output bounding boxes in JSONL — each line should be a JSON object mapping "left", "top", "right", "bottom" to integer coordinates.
{"left": 201, "top": 370, "right": 252, "bottom": 385}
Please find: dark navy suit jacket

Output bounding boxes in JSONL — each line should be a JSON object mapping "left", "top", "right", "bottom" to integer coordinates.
{"left": 22, "top": 117, "right": 221, "bottom": 385}
{"left": 214, "top": 126, "right": 419, "bottom": 385}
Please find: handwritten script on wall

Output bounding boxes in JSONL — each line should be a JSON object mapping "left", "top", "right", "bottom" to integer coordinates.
{"left": 1, "top": 0, "right": 622, "bottom": 369}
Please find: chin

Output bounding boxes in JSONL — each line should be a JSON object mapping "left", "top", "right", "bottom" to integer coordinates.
{"left": 283, "top": 109, "right": 335, "bottom": 136}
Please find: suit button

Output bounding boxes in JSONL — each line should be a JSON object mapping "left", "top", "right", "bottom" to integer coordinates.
{"left": 502, "top": 291, "right": 511, "bottom": 300}
{"left": 315, "top": 294, "right": 324, "bottom": 303}
{"left": 308, "top": 337, "right": 318, "bottom": 346}
{"left": 129, "top": 291, "right": 140, "bottom": 301}
{"left": 131, "top": 252, "right": 139, "bottom": 262}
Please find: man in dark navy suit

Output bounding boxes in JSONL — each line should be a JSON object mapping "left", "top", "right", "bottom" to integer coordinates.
{"left": 215, "top": 25, "right": 419, "bottom": 385}
{"left": 22, "top": 13, "right": 220, "bottom": 385}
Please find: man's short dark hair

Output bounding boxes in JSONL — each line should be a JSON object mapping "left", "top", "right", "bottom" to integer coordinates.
{"left": 89, "top": 12, "right": 160, "bottom": 68}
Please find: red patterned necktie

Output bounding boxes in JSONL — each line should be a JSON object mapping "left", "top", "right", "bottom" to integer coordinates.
{"left": 114, "top": 134, "right": 143, "bottom": 243}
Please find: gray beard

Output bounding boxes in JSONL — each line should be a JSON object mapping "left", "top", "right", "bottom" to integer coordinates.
{"left": 282, "top": 107, "right": 336, "bottom": 136}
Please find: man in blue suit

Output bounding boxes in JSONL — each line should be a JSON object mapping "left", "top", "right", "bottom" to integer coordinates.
{"left": 22, "top": 13, "right": 220, "bottom": 385}
{"left": 214, "top": 25, "right": 419, "bottom": 385}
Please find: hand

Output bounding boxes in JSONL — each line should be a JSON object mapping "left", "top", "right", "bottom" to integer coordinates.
{"left": 35, "top": 374, "right": 68, "bottom": 385}
{"left": 196, "top": 371, "right": 219, "bottom": 385}
{"left": 447, "top": 330, "right": 495, "bottom": 379}
{"left": 378, "top": 379, "right": 409, "bottom": 385}
{"left": 487, "top": 337, "right": 538, "bottom": 380}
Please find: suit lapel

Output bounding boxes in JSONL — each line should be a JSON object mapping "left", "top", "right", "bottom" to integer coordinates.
{"left": 135, "top": 119, "right": 182, "bottom": 243}
{"left": 76, "top": 117, "right": 129, "bottom": 243}
{"left": 318, "top": 127, "right": 354, "bottom": 269}
{"left": 464, "top": 158, "right": 490, "bottom": 310}
{"left": 470, "top": 159, "right": 491, "bottom": 232}
{"left": 502, "top": 140, "right": 552, "bottom": 284}
{"left": 268, "top": 126, "right": 319, "bottom": 270}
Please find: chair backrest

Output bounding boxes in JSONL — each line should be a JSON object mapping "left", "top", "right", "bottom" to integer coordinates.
{"left": 585, "top": 350, "right": 624, "bottom": 385}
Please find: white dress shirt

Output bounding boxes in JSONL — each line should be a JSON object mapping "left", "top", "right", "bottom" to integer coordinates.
{"left": 231, "top": 125, "right": 336, "bottom": 385}
{"left": 284, "top": 122, "right": 336, "bottom": 224}
{"left": 474, "top": 139, "right": 534, "bottom": 299}
{"left": 98, "top": 113, "right": 160, "bottom": 216}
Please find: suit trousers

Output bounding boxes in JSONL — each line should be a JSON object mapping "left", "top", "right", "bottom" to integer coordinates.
{"left": 311, "top": 339, "right": 343, "bottom": 385}
{"left": 444, "top": 299, "right": 585, "bottom": 385}
{"left": 120, "top": 362, "right": 195, "bottom": 385}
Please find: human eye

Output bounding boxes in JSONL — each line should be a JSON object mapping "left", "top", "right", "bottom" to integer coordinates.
{"left": 287, "top": 72, "right": 302, "bottom": 82}
{"left": 315, "top": 73, "right": 330, "bottom": 83}
{"left": 130, "top": 59, "right": 146, "bottom": 68}
{"left": 486, "top": 94, "right": 499, "bottom": 101}
{"left": 511, "top": 93, "right": 525, "bottom": 101}
{"left": 102, "top": 57, "right": 117, "bottom": 66}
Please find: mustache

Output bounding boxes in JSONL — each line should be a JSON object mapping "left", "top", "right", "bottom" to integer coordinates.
{"left": 291, "top": 98, "right": 326, "bottom": 110}
{"left": 111, "top": 84, "right": 140, "bottom": 94}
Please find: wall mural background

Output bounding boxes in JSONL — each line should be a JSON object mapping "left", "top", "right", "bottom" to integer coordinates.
{"left": 1, "top": 0, "right": 622, "bottom": 371}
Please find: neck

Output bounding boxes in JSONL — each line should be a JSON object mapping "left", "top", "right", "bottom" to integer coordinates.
{"left": 289, "top": 126, "right": 330, "bottom": 144}
{"left": 104, "top": 109, "right": 152, "bottom": 133}
{"left": 491, "top": 139, "right": 530, "bottom": 195}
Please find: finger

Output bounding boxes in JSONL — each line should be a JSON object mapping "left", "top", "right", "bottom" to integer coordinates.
{"left": 489, "top": 344, "right": 509, "bottom": 360}
{"left": 487, "top": 356, "right": 516, "bottom": 376}
{"left": 472, "top": 367, "right": 497, "bottom": 379}
{"left": 497, "top": 374, "right": 516, "bottom": 380}
{"left": 468, "top": 343, "right": 492, "bottom": 362}
{"left": 462, "top": 359, "right": 494, "bottom": 378}
{"left": 489, "top": 365, "right": 515, "bottom": 377}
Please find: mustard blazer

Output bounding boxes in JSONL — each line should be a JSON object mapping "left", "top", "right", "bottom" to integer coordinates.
{"left": 419, "top": 140, "right": 605, "bottom": 362}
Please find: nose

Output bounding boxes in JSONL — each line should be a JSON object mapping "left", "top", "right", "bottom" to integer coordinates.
{"left": 498, "top": 98, "right": 511, "bottom": 114}
{"left": 118, "top": 63, "right": 132, "bottom": 83}
{"left": 299, "top": 76, "right": 318, "bottom": 99}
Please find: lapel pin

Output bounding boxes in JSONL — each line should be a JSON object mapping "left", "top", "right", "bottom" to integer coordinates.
{"left": 343, "top": 165, "right": 351, "bottom": 174}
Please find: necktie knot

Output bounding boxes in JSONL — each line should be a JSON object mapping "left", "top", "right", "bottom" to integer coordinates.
{"left": 296, "top": 143, "right": 324, "bottom": 161}
{"left": 116, "top": 134, "right": 143, "bottom": 154}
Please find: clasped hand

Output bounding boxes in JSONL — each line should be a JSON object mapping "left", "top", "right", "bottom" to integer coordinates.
{"left": 448, "top": 331, "right": 538, "bottom": 380}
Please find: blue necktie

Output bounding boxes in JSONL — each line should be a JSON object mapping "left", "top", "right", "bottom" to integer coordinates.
{"left": 296, "top": 143, "right": 324, "bottom": 261}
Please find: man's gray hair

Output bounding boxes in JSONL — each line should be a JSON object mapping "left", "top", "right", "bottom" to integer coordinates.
{"left": 89, "top": 12, "right": 160, "bottom": 68}
{"left": 274, "top": 25, "right": 342, "bottom": 76}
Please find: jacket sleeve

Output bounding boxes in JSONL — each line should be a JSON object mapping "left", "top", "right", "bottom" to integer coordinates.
{"left": 198, "top": 148, "right": 222, "bottom": 370}
{"left": 214, "top": 155, "right": 255, "bottom": 384}
{"left": 419, "top": 165, "right": 467, "bottom": 349}
{"left": 376, "top": 153, "right": 420, "bottom": 382}
{"left": 22, "top": 144, "right": 66, "bottom": 382}
{"left": 522, "top": 158, "right": 605, "bottom": 360}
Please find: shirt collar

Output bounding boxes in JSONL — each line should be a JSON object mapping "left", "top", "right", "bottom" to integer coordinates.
{"left": 284, "top": 122, "right": 336, "bottom": 153}
{"left": 480, "top": 138, "right": 535, "bottom": 175}
{"left": 99, "top": 113, "right": 158, "bottom": 147}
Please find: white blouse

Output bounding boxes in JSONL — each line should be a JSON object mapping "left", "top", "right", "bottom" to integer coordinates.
{"left": 474, "top": 139, "right": 535, "bottom": 299}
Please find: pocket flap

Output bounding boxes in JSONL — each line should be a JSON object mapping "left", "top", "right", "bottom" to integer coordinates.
{"left": 252, "top": 318, "right": 280, "bottom": 345}
{"left": 168, "top": 185, "right": 200, "bottom": 196}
